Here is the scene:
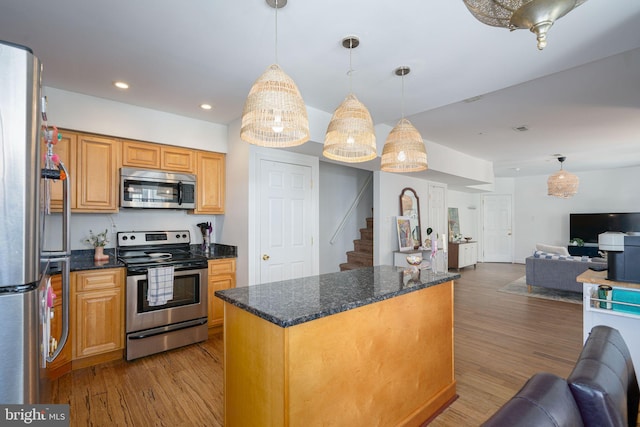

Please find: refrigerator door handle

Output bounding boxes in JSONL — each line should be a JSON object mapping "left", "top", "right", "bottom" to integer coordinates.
{"left": 45, "top": 257, "right": 69, "bottom": 364}
{"left": 42, "top": 162, "right": 71, "bottom": 363}
{"left": 41, "top": 162, "right": 71, "bottom": 258}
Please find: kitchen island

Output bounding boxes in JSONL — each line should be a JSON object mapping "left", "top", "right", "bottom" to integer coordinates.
{"left": 578, "top": 269, "right": 640, "bottom": 374}
{"left": 215, "top": 265, "right": 460, "bottom": 426}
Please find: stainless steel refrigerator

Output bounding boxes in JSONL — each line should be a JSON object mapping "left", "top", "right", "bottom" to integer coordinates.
{"left": 0, "top": 40, "right": 71, "bottom": 404}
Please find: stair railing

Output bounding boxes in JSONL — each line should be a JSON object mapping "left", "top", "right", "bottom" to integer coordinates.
{"left": 330, "top": 173, "right": 373, "bottom": 245}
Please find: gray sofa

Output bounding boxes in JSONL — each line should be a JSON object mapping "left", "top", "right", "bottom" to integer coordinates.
{"left": 525, "top": 256, "right": 605, "bottom": 293}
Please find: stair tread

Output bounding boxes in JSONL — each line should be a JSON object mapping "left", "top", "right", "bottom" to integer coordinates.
{"left": 340, "top": 217, "right": 374, "bottom": 271}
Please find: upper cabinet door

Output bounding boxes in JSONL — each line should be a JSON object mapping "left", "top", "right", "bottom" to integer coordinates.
{"left": 193, "top": 151, "right": 225, "bottom": 214}
{"left": 122, "top": 140, "right": 194, "bottom": 173}
{"left": 121, "top": 140, "right": 160, "bottom": 169}
{"left": 161, "top": 146, "right": 194, "bottom": 173}
{"left": 75, "top": 134, "right": 120, "bottom": 212}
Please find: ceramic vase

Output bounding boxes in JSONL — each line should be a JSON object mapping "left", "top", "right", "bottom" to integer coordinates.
{"left": 94, "top": 246, "right": 109, "bottom": 261}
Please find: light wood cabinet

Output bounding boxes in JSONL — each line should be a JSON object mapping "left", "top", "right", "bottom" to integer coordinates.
{"left": 194, "top": 151, "right": 225, "bottom": 214}
{"left": 75, "top": 134, "right": 120, "bottom": 212}
{"left": 449, "top": 241, "right": 478, "bottom": 270}
{"left": 208, "top": 258, "right": 236, "bottom": 329}
{"left": 71, "top": 268, "right": 124, "bottom": 365}
{"left": 47, "top": 274, "right": 72, "bottom": 379}
{"left": 56, "top": 129, "right": 225, "bottom": 214}
{"left": 122, "top": 140, "right": 195, "bottom": 173}
{"left": 122, "top": 139, "right": 160, "bottom": 169}
{"left": 161, "top": 145, "right": 194, "bottom": 173}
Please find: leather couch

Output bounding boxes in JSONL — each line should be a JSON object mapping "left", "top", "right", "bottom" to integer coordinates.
{"left": 483, "top": 325, "right": 639, "bottom": 427}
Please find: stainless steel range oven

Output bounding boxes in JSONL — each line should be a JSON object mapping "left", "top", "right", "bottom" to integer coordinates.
{"left": 117, "top": 230, "right": 208, "bottom": 360}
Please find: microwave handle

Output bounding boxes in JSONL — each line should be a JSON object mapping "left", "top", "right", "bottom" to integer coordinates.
{"left": 178, "top": 181, "right": 183, "bottom": 206}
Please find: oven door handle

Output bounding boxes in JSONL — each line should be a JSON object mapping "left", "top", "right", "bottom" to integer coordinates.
{"left": 127, "top": 318, "right": 207, "bottom": 340}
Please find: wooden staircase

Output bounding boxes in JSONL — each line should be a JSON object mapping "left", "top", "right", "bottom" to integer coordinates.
{"left": 340, "top": 217, "right": 373, "bottom": 271}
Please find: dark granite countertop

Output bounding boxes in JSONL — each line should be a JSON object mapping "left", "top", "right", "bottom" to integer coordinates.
{"left": 190, "top": 243, "right": 238, "bottom": 260}
{"left": 47, "top": 243, "right": 237, "bottom": 275}
{"left": 47, "top": 249, "right": 123, "bottom": 274}
{"left": 215, "top": 265, "right": 460, "bottom": 328}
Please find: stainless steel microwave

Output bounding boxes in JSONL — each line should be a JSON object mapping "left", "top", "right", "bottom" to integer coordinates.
{"left": 120, "top": 167, "right": 196, "bottom": 209}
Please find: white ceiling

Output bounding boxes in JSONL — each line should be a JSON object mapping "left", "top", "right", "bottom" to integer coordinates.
{"left": 2, "top": 0, "right": 639, "bottom": 179}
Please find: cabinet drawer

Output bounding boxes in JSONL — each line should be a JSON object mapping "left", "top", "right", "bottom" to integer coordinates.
{"left": 74, "top": 269, "right": 122, "bottom": 292}
{"left": 209, "top": 259, "right": 236, "bottom": 275}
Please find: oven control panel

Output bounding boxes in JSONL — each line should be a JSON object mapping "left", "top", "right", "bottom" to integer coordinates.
{"left": 117, "top": 230, "right": 191, "bottom": 247}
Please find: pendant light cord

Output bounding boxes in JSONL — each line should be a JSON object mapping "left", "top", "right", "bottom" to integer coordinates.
{"left": 401, "top": 73, "right": 405, "bottom": 119}
{"left": 348, "top": 38, "right": 353, "bottom": 94}
{"left": 274, "top": 0, "right": 279, "bottom": 64}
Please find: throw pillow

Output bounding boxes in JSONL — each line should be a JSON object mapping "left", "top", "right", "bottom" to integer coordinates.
{"left": 535, "top": 243, "right": 570, "bottom": 256}
{"left": 534, "top": 251, "right": 591, "bottom": 262}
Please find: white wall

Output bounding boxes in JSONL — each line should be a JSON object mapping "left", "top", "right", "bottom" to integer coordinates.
{"left": 43, "top": 210, "right": 217, "bottom": 252}
{"left": 221, "top": 118, "right": 250, "bottom": 286}
{"left": 374, "top": 172, "right": 433, "bottom": 266}
{"left": 42, "top": 88, "right": 227, "bottom": 252}
{"left": 318, "top": 162, "right": 373, "bottom": 274}
{"left": 512, "top": 166, "right": 640, "bottom": 263}
{"left": 44, "top": 87, "right": 227, "bottom": 152}
{"left": 447, "top": 190, "right": 482, "bottom": 242}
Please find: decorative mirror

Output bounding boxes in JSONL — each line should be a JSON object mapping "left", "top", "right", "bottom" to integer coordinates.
{"left": 399, "top": 187, "right": 421, "bottom": 249}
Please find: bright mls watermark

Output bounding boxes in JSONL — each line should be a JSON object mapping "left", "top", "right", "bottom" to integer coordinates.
{"left": 0, "top": 405, "right": 69, "bottom": 426}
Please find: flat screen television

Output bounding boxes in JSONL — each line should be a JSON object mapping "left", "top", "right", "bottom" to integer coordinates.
{"left": 570, "top": 213, "right": 640, "bottom": 244}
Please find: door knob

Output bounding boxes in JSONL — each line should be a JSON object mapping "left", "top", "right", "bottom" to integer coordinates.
{"left": 262, "top": 254, "right": 270, "bottom": 261}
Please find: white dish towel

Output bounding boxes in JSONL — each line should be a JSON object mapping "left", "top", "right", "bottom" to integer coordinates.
{"left": 147, "top": 266, "right": 174, "bottom": 306}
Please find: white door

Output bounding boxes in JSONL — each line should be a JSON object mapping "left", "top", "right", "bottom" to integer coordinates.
{"left": 482, "top": 194, "right": 513, "bottom": 262}
{"left": 428, "top": 183, "right": 447, "bottom": 244}
{"left": 259, "top": 159, "right": 314, "bottom": 283}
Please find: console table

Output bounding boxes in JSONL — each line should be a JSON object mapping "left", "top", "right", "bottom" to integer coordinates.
{"left": 448, "top": 241, "right": 478, "bottom": 270}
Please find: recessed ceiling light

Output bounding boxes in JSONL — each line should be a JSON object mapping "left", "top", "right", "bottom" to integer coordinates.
{"left": 200, "top": 103, "right": 213, "bottom": 110}
{"left": 113, "top": 81, "right": 129, "bottom": 89}
{"left": 463, "top": 95, "right": 483, "bottom": 103}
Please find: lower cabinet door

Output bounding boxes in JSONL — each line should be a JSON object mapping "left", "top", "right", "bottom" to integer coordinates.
{"left": 73, "top": 289, "right": 123, "bottom": 358}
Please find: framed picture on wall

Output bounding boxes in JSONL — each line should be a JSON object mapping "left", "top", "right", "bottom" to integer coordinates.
{"left": 448, "top": 207, "right": 460, "bottom": 241}
{"left": 396, "top": 216, "right": 414, "bottom": 252}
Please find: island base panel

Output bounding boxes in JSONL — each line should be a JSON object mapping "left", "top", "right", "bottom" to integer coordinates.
{"left": 223, "top": 280, "right": 456, "bottom": 426}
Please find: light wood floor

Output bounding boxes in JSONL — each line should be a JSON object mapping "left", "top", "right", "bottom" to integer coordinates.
{"left": 52, "top": 263, "right": 587, "bottom": 426}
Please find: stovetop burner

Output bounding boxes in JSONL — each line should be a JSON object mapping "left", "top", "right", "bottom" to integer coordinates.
{"left": 116, "top": 230, "right": 207, "bottom": 272}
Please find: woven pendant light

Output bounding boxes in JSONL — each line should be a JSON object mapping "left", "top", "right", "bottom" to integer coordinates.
{"left": 547, "top": 156, "right": 579, "bottom": 198}
{"left": 240, "top": 0, "right": 309, "bottom": 148}
{"left": 323, "top": 37, "right": 377, "bottom": 163}
{"left": 380, "top": 67, "right": 427, "bottom": 173}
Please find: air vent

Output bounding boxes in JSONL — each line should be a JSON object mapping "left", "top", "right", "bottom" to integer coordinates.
{"left": 513, "top": 125, "right": 529, "bottom": 132}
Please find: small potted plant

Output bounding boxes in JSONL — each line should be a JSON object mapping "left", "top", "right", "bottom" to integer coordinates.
{"left": 570, "top": 237, "right": 584, "bottom": 247}
{"left": 85, "top": 229, "right": 110, "bottom": 261}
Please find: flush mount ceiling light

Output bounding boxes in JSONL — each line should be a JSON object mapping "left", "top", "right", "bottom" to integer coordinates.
{"left": 462, "top": 0, "right": 588, "bottom": 50}
{"left": 380, "top": 66, "right": 427, "bottom": 173}
{"left": 323, "top": 36, "right": 377, "bottom": 163}
{"left": 240, "top": 0, "right": 309, "bottom": 148}
{"left": 547, "top": 156, "right": 579, "bottom": 198}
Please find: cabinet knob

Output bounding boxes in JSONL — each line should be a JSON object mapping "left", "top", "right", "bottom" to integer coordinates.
{"left": 262, "top": 254, "right": 270, "bottom": 261}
